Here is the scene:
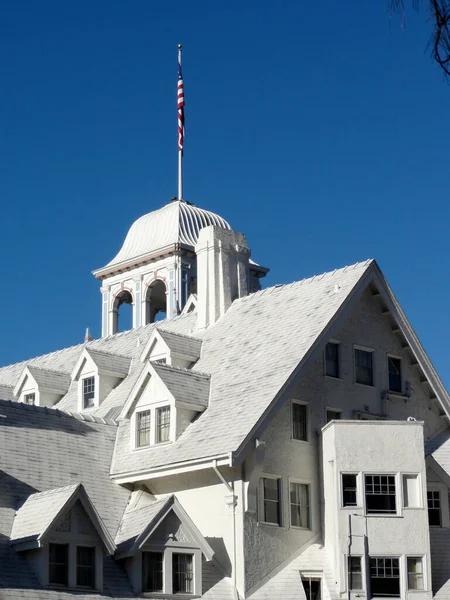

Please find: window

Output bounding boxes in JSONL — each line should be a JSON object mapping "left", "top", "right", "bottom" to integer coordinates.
{"left": 407, "top": 557, "right": 424, "bottom": 590}
{"left": 326, "top": 409, "right": 341, "bottom": 423}
{"left": 325, "top": 342, "right": 339, "bottom": 378}
{"left": 24, "top": 393, "right": 35, "bottom": 405}
{"left": 427, "top": 490, "right": 441, "bottom": 526}
{"left": 388, "top": 357, "right": 402, "bottom": 393}
{"left": 302, "top": 577, "right": 321, "bottom": 600}
{"left": 82, "top": 377, "right": 95, "bottom": 408}
{"left": 342, "top": 474, "right": 358, "bottom": 507}
{"left": 136, "top": 410, "right": 151, "bottom": 448}
{"left": 355, "top": 348, "right": 373, "bottom": 386}
{"left": 261, "top": 477, "right": 281, "bottom": 525}
{"left": 156, "top": 406, "right": 171, "bottom": 443}
{"left": 403, "top": 474, "right": 420, "bottom": 508}
{"left": 369, "top": 557, "right": 400, "bottom": 597}
{"left": 365, "top": 475, "right": 396, "bottom": 514}
{"left": 49, "top": 543, "right": 69, "bottom": 586}
{"left": 142, "top": 552, "right": 163, "bottom": 592}
{"left": 76, "top": 546, "right": 95, "bottom": 588}
{"left": 290, "top": 482, "right": 310, "bottom": 528}
{"left": 292, "top": 402, "right": 307, "bottom": 441}
{"left": 172, "top": 553, "right": 194, "bottom": 594}
{"left": 348, "top": 556, "right": 363, "bottom": 590}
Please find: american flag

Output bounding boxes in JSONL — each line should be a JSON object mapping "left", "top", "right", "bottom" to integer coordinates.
{"left": 177, "top": 59, "right": 185, "bottom": 152}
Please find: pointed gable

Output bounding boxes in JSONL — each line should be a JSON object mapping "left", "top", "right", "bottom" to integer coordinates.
{"left": 10, "top": 483, "right": 115, "bottom": 554}
{"left": 140, "top": 328, "right": 202, "bottom": 366}
{"left": 115, "top": 494, "right": 214, "bottom": 560}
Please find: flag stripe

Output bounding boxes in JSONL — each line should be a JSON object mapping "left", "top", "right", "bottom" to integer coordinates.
{"left": 178, "top": 60, "right": 185, "bottom": 152}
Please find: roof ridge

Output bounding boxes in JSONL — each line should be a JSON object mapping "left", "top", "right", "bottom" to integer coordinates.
{"left": 0, "top": 398, "right": 118, "bottom": 426}
{"left": 237, "top": 259, "right": 374, "bottom": 304}
{"left": 0, "top": 343, "right": 85, "bottom": 375}
{"left": 152, "top": 362, "right": 210, "bottom": 378}
{"left": 156, "top": 328, "right": 202, "bottom": 343}
{"left": 25, "top": 483, "right": 80, "bottom": 500}
{"left": 124, "top": 495, "right": 172, "bottom": 515}
{"left": 27, "top": 365, "right": 71, "bottom": 376}
{"left": 86, "top": 347, "right": 131, "bottom": 360}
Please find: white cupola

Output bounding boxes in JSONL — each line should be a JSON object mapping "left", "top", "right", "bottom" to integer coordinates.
{"left": 93, "top": 199, "right": 268, "bottom": 336}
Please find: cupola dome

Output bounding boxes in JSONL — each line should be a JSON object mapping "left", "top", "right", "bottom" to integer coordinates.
{"left": 94, "top": 200, "right": 231, "bottom": 278}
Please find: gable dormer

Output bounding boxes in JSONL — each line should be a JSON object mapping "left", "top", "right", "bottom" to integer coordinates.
{"left": 115, "top": 494, "right": 214, "bottom": 596}
{"left": 71, "top": 347, "right": 131, "bottom": 411}
{"left": 13, "top": 365, "right": 71, "bottom": 407}
{"left": 10, "top": 483, "right": 115, "bottom": 591}
{"left": 120, "top": 361, "right": 210, "bottom": 449}
{"left": 140, "top": 328, "right": 202, "bottom": 369}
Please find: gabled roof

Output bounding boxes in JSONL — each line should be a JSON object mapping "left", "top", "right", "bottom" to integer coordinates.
{"left": 10, "top": 483, "right": 115, "bottom": 554}
{"left": 111, "top": 259, "right": 450, "bottom": 479}
{"left": 140, "top": 328, "right": 202, "bottom": 363}
{"left": 115, "top": 494, "right": 214, "bottom": 560}
{"left": 72, "top": 347, "right": 131, "bottom": 380}
{"left": 120, "top": 361, "right": 210, "bottom": 419}
{"left": 13, "top": 365, "right": 71, "bottom": 397}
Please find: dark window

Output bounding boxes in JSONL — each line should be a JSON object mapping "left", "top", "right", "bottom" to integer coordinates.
{"left": 290, "top": 482, "right": 310, "bottom": 528}
{"left": 365, "top": 475, "right": 396, "bottom": 514}
{"left": 49, "top": 543, "right": 69, "bottom": 586}
{"left": 369, "top": 557, "right": 400, "bottom": 597}
{"left": 327, "top": 409, "right": 341, "bottom": 423}
{"left": 342, "top": 474, "right": 358, "bottom": 507}
{"left": 388, "top": 357, "right": 402, "bottom": 393}
{"left": 355, "top": 349, "right": 373, "bottom": 386}
{"left": 292, "top": 402, "right": 307, "bottom": 441}
{"left": 136, "top": 410, "right": 151, "bottom": 447}
{"left": 156, "top": 406, "right": 171, "bottom": 443}
{"left": 76, "top": 546, "right": 95, "bottom": 588}
{"left": 302, "top": 578, "right": 321, "bottom": 600}
{"left": 172, "top": 553, "right": 194, "bottom": 593}
{"left": 142, "top": 551, "right": 163, "bottom": 592}
{"left": 82, "top": 377, "right": 95, "bottom": 408}
{"left": 427, "top": 490, "right": 442, "bottom": 526}
{"left": 262, "top": 477, "right": 281, "bottom": 525}
{"left": 325, "top": 342, "right": 339, "bottom": 378}
{"left": 407, "top": 557, "right": 424, "bottom": 590}
{"left": 348, "top": 556, "right": 363, "bottom": 590}
{"left": 24, "top": 393, "right": 35, "bottom": 405}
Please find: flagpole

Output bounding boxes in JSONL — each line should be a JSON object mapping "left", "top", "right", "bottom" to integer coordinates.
{"left": 178, "top": 43, "right": 183, "bottom": 201}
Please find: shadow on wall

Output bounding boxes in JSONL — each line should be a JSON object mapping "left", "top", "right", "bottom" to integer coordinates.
{"left": 205, "top": 537, "right": 231, "bottom": 577}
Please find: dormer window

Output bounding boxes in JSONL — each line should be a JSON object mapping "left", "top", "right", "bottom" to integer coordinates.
{"left": 24, "top": 393, "right": 35, "bottom": 405}
{"left": 82, "top": 377, "right": 95, "bottom": 409}
{"left": 77, "top": 546, "right": 96, "bottom": 588}
{"left": 173, "top": 553, "right": 194, "bottom": 593}
{"left": 156, "top": 406, "right": 171, "bottom": 443}
{"left": 49, "top": 543, "right": 69, "bottom": 586}
{"left": 136, "top": 410, "right": 151, "bottom": 447}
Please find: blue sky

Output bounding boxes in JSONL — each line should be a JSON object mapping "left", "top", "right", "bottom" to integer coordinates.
{"left": 1, "top": 1, "right": 449, "bottom": 386}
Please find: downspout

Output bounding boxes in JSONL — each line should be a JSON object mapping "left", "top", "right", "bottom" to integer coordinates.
{"left": 212, "top": 459, "right": 238, "bottom": 599}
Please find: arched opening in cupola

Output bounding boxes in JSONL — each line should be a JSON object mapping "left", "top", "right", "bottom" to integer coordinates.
{"left": 112, "top": 290, "right": 133, "bottom": 334}
{"left": 145, "top": 280, "right": 167, "bottom": 324}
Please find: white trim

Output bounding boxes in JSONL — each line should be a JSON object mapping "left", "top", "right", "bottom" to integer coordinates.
{"left": 112, "top": 455, "right": 230, "bottom": 483}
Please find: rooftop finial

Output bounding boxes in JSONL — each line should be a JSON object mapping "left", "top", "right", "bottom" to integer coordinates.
{"left": 84, "top": 327, "right": 93, "bottom": 343}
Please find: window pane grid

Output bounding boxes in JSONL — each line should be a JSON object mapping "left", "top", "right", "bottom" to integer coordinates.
{"left": 290, "top": 482, "right": 310, "bottom": 528}
{"left": 348, "top": 556, "right": 362, "bottom": 590}
{"left": 24, "top": 393, "right": 35, "bottom": 405}
{"left": 83, "top": 377, "right": 95, "bottom": 408}
{"left": 142, "top": 551, "right": 163, "bottom": 592}
{"left": 156, "top": 406, "right": 171, "bottom": 443}
{"left": 262, "top": 478, "right": 281, "bottom": 525}
{"left": 136, "top": 410, "right": 151, "bottom": 447}
{"left": 427, "top": 490, "right": 442, "bottom": 526}
{"left": 369, "top": 557, "right": 400, "bottom": 597}
{"left": 76, "top": 546, "right": 95, "bottom": 588}
{"left": 355, "top": 349, "right": 373, "bottom": 385}
{"left": 292, "top": 403, "right": 307, "bottom": 441}
{"left": 365, "top": 475, "right": 396, "bottom": 514}
{"left": 407, "top": 557, "right": 424, "bottom": 590}
{"left": 172, "top": 553, "right": 193, "bottom": 593}
{"left": 343, "top": 474, "right": 358, "bottom": 506}
{"left": 49, "top": 543, "right": 69, "bottom": 586}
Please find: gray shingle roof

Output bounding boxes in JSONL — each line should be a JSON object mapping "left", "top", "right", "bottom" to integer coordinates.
{"left": 0, "top": 384, "right": 14, "bottom": 401}
{"left": 111, "top": 261, "right": 373, "bottom": 476}
{"left": 426, "top": 430, "right": 450, "bottom": 476}
{"left": 151, "top": 362, "right": 210, "bottom": 409}
{"left": 84, "top": 348, "right": 131, "bottom": 376}
{"left": 115, "top": 496, "right": 171, "bottom": 553}
{"left": 10, "top": 483, "right": 80, "bottom": 544}
{"left": 157, "top": 328, "right": 203, "bottom": 358}
{"left": 27, "top": 366, "right": 71, "bottom": 393}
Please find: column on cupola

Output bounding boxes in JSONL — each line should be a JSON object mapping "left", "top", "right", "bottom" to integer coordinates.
{"left": 101, "top": 287, "right": 110, "bottom": 338}
{"left": 134, "top": 277, "right": 142, "bottom": 329}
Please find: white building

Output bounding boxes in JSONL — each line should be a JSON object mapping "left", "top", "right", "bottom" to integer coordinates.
{"left": 1, "top": 198, "right": 450, "bottom": 600}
